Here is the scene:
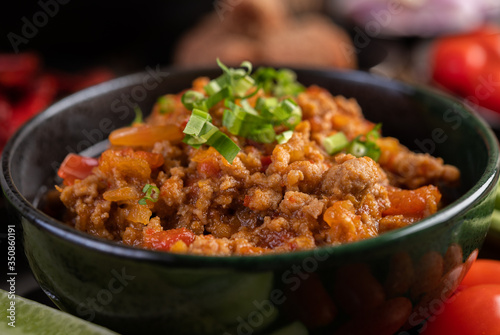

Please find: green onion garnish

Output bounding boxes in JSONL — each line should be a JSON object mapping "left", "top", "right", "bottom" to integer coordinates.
{"left": 183, "top": 109, "right": 240, "bottom": 162}
{"left": 132, "top": 106, "right": 143, "bottom": 125}
{"left": 157, "top": 95, "right": 175, "bottom": 114}
{"left": 138, "top": 184, "right": 160, "bottom": 205}
{"left": 181, "top": 90, "right": 207, "bottom": 111}
{"left": 180, "top": 60, "right": 305, "bottom": 163}
{"left": 323, "top": 124, "right": 382, "bottom": 161}
{"left": 205, "top": 59, "right": 256, "bottom": 98}
{"left": 323, "top": 132, "right": 349, "bottom": 155}
{"left": 276, "top": 130, "right": 294, "bottom": 144}
{"left": 348, "top": 141, "right": 367, "bottom": 157}
{"left": 248, "top": 124, "right": 276, "bottom": 144}
{"left": 252, "top": 67, "right": 305, "bottom": 97}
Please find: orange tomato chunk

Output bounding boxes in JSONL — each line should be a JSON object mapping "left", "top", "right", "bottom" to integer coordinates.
{"left": 383, "top": 185, "right": 441, "bottom": 218}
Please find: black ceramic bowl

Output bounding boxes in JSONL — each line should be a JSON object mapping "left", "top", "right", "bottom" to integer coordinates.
{"left": 2, "top": 68, "right": 499, "bottom": 335}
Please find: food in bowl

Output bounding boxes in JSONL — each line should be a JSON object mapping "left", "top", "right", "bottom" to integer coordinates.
{"left": 55, "top": 61, "right": 460, "bottom": 255}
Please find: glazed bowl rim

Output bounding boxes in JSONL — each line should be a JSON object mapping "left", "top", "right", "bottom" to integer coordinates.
{"left": 2, "top": 66, "right": 499, "bottom": 266}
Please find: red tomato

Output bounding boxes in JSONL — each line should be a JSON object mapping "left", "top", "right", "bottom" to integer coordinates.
{"left": 461, "top": 259, "right": 500, "bottom": 287}
{"left": 142, "top": 228, "right": 196, "bottom": 252}
{"left": 431, "top": 24, "right": 500, "bottom": 114}
{"left": 57, "top": 154, "right": 99, "bottom": 186}
{"left": 432, "top": 39, "right": 487, "bottom": 95}
{"left": 421, "top": 285, "right": 500, "bottom": 335}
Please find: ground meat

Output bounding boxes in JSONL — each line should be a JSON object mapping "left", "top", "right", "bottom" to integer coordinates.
{"left": 56, "top": 77, "right": 460, "bottom": 256}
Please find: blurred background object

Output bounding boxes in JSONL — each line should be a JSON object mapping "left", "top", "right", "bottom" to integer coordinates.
{"left": 0, "top": 52, "right": 114, "bottom": 151}
{"left": 174, "top": 0, "right": 356, "bottom": 69}
{"left": 329, "top": 0, "right": 500, "bottom": 37}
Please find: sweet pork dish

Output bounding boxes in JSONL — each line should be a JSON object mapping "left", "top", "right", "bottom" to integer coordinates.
{"left": 56, "top": 62, "right": 460, "bottom": 255}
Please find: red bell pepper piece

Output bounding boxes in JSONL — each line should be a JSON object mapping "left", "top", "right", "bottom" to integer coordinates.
{"left": 57, "top": 153, "right": 99, "bottom": 186}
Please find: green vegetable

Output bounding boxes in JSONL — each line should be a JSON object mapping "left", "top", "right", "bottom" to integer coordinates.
{"left": 183, "top": 109, "right": 241, "bottom": 163}
{"left": 157, "top": 95, "right": 175, "bottom": 114}
{"left": 0, "top": 289, "right": 118, "bottom": 335}
{"left": 180, "top": 60, "right": 305, "bottom": 163}
{"left": 205, "top": 59, "right": 256, "bottom": 98}
{"left": 252, "top": 67, "right": 305, "bottom": 97}
{"left": 276, "top": 130, "right": 294, "bottom": 144}
{"left": 139, "top": 184, "right": 160, "bottom": 205}
{"left": 323, "top": 124, "right": 382, "bottom": 161}
{"left": 181, "top": 90, "right": 207, "bottom": 111}
{"left": 323, "top": 132, "right": 349, "bottom": 155}
{"left": 132, "top": 105, "right": 143, "bottom": 125}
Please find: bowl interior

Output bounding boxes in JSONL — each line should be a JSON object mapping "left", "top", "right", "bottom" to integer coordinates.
{"left": 2, "top": 67, "right": 498, "bottom": 262}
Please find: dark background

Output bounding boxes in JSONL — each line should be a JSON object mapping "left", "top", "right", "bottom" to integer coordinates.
{"left": 0, "top": 1, "right": 214, "bottom": 72}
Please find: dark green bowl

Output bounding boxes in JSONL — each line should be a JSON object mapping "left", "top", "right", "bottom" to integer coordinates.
{"left": 2, "top": 68, "right": 499, "bottom": 335}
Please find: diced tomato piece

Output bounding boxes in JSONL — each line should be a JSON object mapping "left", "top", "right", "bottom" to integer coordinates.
{"left": 142, "top": 227, "right": 196, "bottom": 252}
{"left": 260, "top": 155, "right": 272, "bottom": 172}
{"left": 243, "top": 195, "right": 251, "bottom": 207}
{"left": 383, "top": 185, "right": 441, "bottom": 218}
{"left": 57, "top": 154, "right": 99, "bottom": 186}
{"left": 197, "top": 159, "right": 220, "bottom": 177}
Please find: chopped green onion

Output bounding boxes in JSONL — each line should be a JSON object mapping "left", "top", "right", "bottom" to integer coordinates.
{"left": 138, "top": 184, "right": 160, "bottom": 205}
{"left": 223, "top": 100, "right": 265, "bottom": 138}
{"left": 255, "top": 97, "right": 278, "bottom": 116}
{"left": 183, "top": 109, "right": 241, "bottom": 163}
{"left": 233, "top": 75, "right": 255, "bottom": 97}
{"left": 363, "top": 141, "right": 381, "bottom": 161}
{"left": 205, "top": 131, "right": 241, "bottom": 163}
{"left": 204, "top": 79, "right": 224, "bottom": 96}
{"left": 181, "top": 90, "right": 207, "bottom": 111}
{"left": 132, "top": 106, "right": 143, "bottom": 125}
{"left": 366, "top": 123, "right": 382, "bottom": 142}
{"left": 323, "top": 132, "right": 349, "bottom": 155}
{"left": 281, "top": 99, "right": 302, "bottom": 129}
{"left": 157, "top": 95, "right": 175, "bottom": 114}
{"left": 205, "top": 59, "right": 256, "bottom": 99}
{"left": 324, "top": 124, "right": 383, "bottom": 161}
{"left": 276, "top": 130, "right": 294, "bottom": 144}
{"left": 348, "top": 141, "right": 367, "bottom": 157}
{"left": 183, "top": 109, "right": 212, "bottom": 136}
{"left": 252, "top": 67, "right": 305, "bottom": 97}
{"left": 180, "top": 61, "right": 307, "bottom": 162}
{"left": 206, "top": 86, "right": 232, "bottom": 109}
{"left": 249, "top": 124, "right": 276, "bottom": 144}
